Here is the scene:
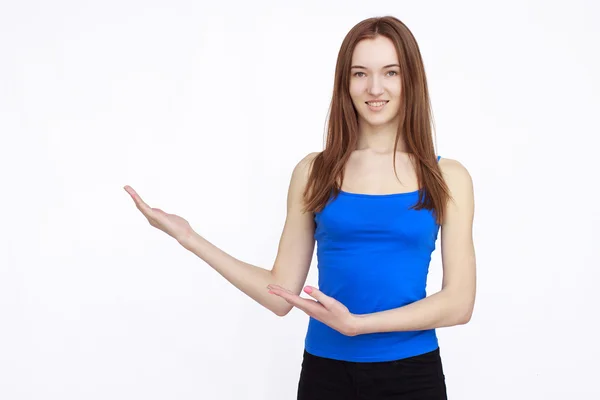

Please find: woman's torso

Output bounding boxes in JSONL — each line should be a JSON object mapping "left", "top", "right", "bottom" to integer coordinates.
{"left": 304, "top": 151, "right": 442, "bottom": 362}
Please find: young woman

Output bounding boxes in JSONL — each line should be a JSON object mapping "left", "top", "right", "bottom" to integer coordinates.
{"left": 125, "top": 15, "right": 476, "bottom": 400}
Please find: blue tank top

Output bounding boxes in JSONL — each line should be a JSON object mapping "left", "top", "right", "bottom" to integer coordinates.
{"left": 304, "top": 155, "right": 442, "bottom": 362}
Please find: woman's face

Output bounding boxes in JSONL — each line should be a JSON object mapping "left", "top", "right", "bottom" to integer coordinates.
{"left": 349, "top": 35, "right": 402, "bottom": 128}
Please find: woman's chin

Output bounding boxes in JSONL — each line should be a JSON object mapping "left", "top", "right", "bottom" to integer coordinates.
{"left": 359, "top": 114, "right": 397, "bottom": 127}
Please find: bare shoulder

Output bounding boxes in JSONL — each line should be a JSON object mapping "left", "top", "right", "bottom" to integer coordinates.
{"left": 438, "top": 157, "right": 473, "bottom": 192}
{"left": 292, "top": 151, "right": 321, "bottom": 181}
{"left": 438, "top": 157, "right": 474, "bottom": 213}
{"left": 287, "top": 151, "right": 321, "bottom": 206}
{"left": 438, "top": 157, "right": 470, "bottom": 178}
{"left": 297, "top": 151, "right": 320, "bottom": 170}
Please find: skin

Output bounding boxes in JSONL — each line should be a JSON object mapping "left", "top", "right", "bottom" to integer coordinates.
{"left": 124, "top": 35, "right": 476, "bottom": 338}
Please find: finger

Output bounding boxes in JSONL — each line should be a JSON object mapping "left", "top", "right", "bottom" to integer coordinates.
{"left": 303, "top": 286, "right": 335, "bottom": 309}
{"left": 267, "top": 287, "right": 297, "bottom": 303}
{"left": 268, "top": 288, "right": 322, "bottom": 314}
{"left": 267, "top": 284, "right": 294, "bottom": 295}
{"left": 124, "top": 185, "right": 154, "bottom": 215}
{"left": 268, "top": 284, "right": 326, "bottom": 313}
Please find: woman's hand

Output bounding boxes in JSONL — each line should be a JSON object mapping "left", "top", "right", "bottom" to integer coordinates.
{"left": 267, "top": 284, "right": 359, "bottom": 336}
{"left": 124, "top": 185, "right": 195, "bottom": 244}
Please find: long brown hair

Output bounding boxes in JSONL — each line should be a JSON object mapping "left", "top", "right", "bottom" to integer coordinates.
{"left": 302, "top": 16, "right": 451, "bottom": 225}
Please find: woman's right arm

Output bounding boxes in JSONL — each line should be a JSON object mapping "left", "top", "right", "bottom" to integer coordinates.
{"left": 180, "top": 152, "right": 318, "bottom": 316}
{"left": 125, "top": 152, "right": 318, "bottom": 317}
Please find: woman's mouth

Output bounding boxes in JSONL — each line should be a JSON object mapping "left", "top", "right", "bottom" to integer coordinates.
{"left": 365, "top": 100, "right": 389, "bottom": 111}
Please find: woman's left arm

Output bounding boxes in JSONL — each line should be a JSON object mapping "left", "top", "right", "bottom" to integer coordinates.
{"left": 354, "top": 159, "right": 476, "bottom": 335}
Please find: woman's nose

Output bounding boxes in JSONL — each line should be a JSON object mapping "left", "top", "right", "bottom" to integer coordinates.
{"left": 367, "top": 77, "right": 384, "bottom": 95}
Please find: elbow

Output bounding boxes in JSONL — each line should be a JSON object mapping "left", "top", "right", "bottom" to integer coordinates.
{"left": 273, "top": 305, "right": 293, "bottom": 317}
{"left": 273, "top": 309, "right": 287, "bottom": 317}
{"left": 456, "top": 305, "right": 474, "bottom": 325}
{"left": 457, "top": 313, "right": 471, "bottom": 325}
{"left": 449, "top": 288, "right": 475, "bottom": 325}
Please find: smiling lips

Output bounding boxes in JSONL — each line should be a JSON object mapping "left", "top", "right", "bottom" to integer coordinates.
{"left": 366, "top": 100, "right": 389, "bottom": 111}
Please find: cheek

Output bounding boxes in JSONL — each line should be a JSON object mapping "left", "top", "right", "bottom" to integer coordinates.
{"left": 391, "top": 82, "right": 402, "bottom": 97}
{"left": 349, "top": 81, "right": 365, "bottom": 97}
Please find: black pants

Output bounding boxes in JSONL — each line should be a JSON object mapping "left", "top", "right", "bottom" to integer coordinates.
{"left": 297, "top": 348, "right": 447, "bottom": 400}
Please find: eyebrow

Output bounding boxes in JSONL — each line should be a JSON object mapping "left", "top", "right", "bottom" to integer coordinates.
{"left": 350, "top": 64, "right": 400, "bottom": 69}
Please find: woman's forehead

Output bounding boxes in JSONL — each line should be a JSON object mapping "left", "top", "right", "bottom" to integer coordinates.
{"left": 351, "top": 37, "right": 399, "bottom": 67}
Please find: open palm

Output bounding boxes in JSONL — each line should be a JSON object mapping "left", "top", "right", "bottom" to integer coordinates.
{"left": 124, "top": 185, "right": 194, "bottom": 243}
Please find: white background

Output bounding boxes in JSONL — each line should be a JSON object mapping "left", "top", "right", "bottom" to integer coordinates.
{"left": 1, "top": 0, "right": 599, "bottom": 399}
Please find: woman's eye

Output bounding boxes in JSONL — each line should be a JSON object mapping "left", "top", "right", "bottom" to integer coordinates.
{"left": 353, "top": 71, "right": 398, "bottom": 77}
